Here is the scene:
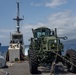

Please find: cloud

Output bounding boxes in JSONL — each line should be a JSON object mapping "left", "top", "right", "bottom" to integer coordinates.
{"left": 0, "top": 35, "right": 7, "bottom": 38}
{"left": 22, "top": 11, "right": 76, "bottom": 43}
{"left": 45, "top": 0, "right": 67, "bottom": 7}
{"left": 31, "top": 0, "right": 67, "bottom": 8}
{"left": 0, "top": 29, "right": 15, "bottom": 33}
{"left": 47, "top": 11, "right": 76, "bottom": 40}
{"left": 47, "top": 11, "right": 76, "bottom": 39}
{"left": 31, "top": 2, "right": 43, "bottom": 6}
{"left": 21, "top": 23, "right": 45, "bottom": 33}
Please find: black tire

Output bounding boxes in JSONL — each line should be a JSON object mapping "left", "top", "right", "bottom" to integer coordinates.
{"left": 6, "top": 51, "right": 9, "bottom": 61}
{"left": 28, "top": 50, "right": 38, "bottom": 74}
{"left": 66, "top": 49, "right": 76, "bottom": 73}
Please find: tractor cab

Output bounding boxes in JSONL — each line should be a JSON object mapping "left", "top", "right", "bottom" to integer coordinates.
{"left": 32, "top": 27, "right": 55, "bottom": 38}
{"left": 31, "top": 27, "right": 65, "bottom": 51}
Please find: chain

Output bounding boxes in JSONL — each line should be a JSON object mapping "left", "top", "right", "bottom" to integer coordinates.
{"left": 51, "top": 51, "right": 76, "bottom": 67}
{"left": 50, "top": 56, "right": 57, "bottom": 75}
{"left": 50, "top": 50, "right": 76, "bottom": 75}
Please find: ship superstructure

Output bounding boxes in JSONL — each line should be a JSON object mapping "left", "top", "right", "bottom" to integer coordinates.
{"left": 8, "top": 2, "right": 25, "bottom": 61}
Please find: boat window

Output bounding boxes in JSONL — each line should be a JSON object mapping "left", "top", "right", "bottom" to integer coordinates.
{"left": 20, "top": 41, "right": 23, "bottom": 44}
{"left": 12, "top": 35, "right": 22, "bottom": 39}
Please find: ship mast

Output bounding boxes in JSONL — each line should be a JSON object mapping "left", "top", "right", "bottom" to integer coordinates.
{"left": 13, "top": 2, "right": 23, "bottom": 33}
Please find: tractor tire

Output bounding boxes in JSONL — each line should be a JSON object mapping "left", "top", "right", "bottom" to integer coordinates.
{"left": 66, "top": 49, "right": 76, "bottom": 73}
{"left": 28, "top": 50, "right": 38, "bottom": 74}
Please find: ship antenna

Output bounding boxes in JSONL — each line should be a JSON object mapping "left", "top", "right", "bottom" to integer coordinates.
{"left": 13, "top": 2, "right": 23, "bottom": 33}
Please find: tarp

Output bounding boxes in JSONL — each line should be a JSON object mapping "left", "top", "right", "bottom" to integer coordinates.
{"left": 0, "top": 56, "right": 6, "bottom": 68}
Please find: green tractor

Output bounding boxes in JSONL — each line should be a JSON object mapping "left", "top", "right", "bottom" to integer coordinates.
{"left": 28, "top": 27, "right": 76, "bottom": 74}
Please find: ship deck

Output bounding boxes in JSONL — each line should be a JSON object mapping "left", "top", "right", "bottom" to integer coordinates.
{"left": 0, "top": 61, "right": 30, "bottom": 75}
{"left": 0, "top": 61, "right": 76, "bottom": 75}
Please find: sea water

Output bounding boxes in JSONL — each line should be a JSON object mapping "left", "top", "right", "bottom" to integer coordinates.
{"left": 0, "top": 45, "right": 29, "bottom": 58}
{"left": 0, "top": 43, "right": 76, "bottom": 58}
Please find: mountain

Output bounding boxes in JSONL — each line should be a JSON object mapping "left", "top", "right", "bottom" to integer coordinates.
{"left": 62, "top": 39, "right": 76, "bottom": 50}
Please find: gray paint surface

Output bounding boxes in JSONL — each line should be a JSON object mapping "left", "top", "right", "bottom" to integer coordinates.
{"left": 0, "top": 61, "right": 75, "bottom": 75}
{"left": 9, "top": 49, "right": 20, "bottom": 61}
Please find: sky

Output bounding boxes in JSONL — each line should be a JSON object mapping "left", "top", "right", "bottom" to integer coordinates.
{"left": 0, "top": 0, "right": 76, "bottom": 45}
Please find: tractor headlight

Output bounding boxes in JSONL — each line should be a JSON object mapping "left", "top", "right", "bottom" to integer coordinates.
{"left": 52, "top": 44, "right": 55, "bottom": 47}
{"left": 54, "top": 40, "right": 57, "bottom": 43}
